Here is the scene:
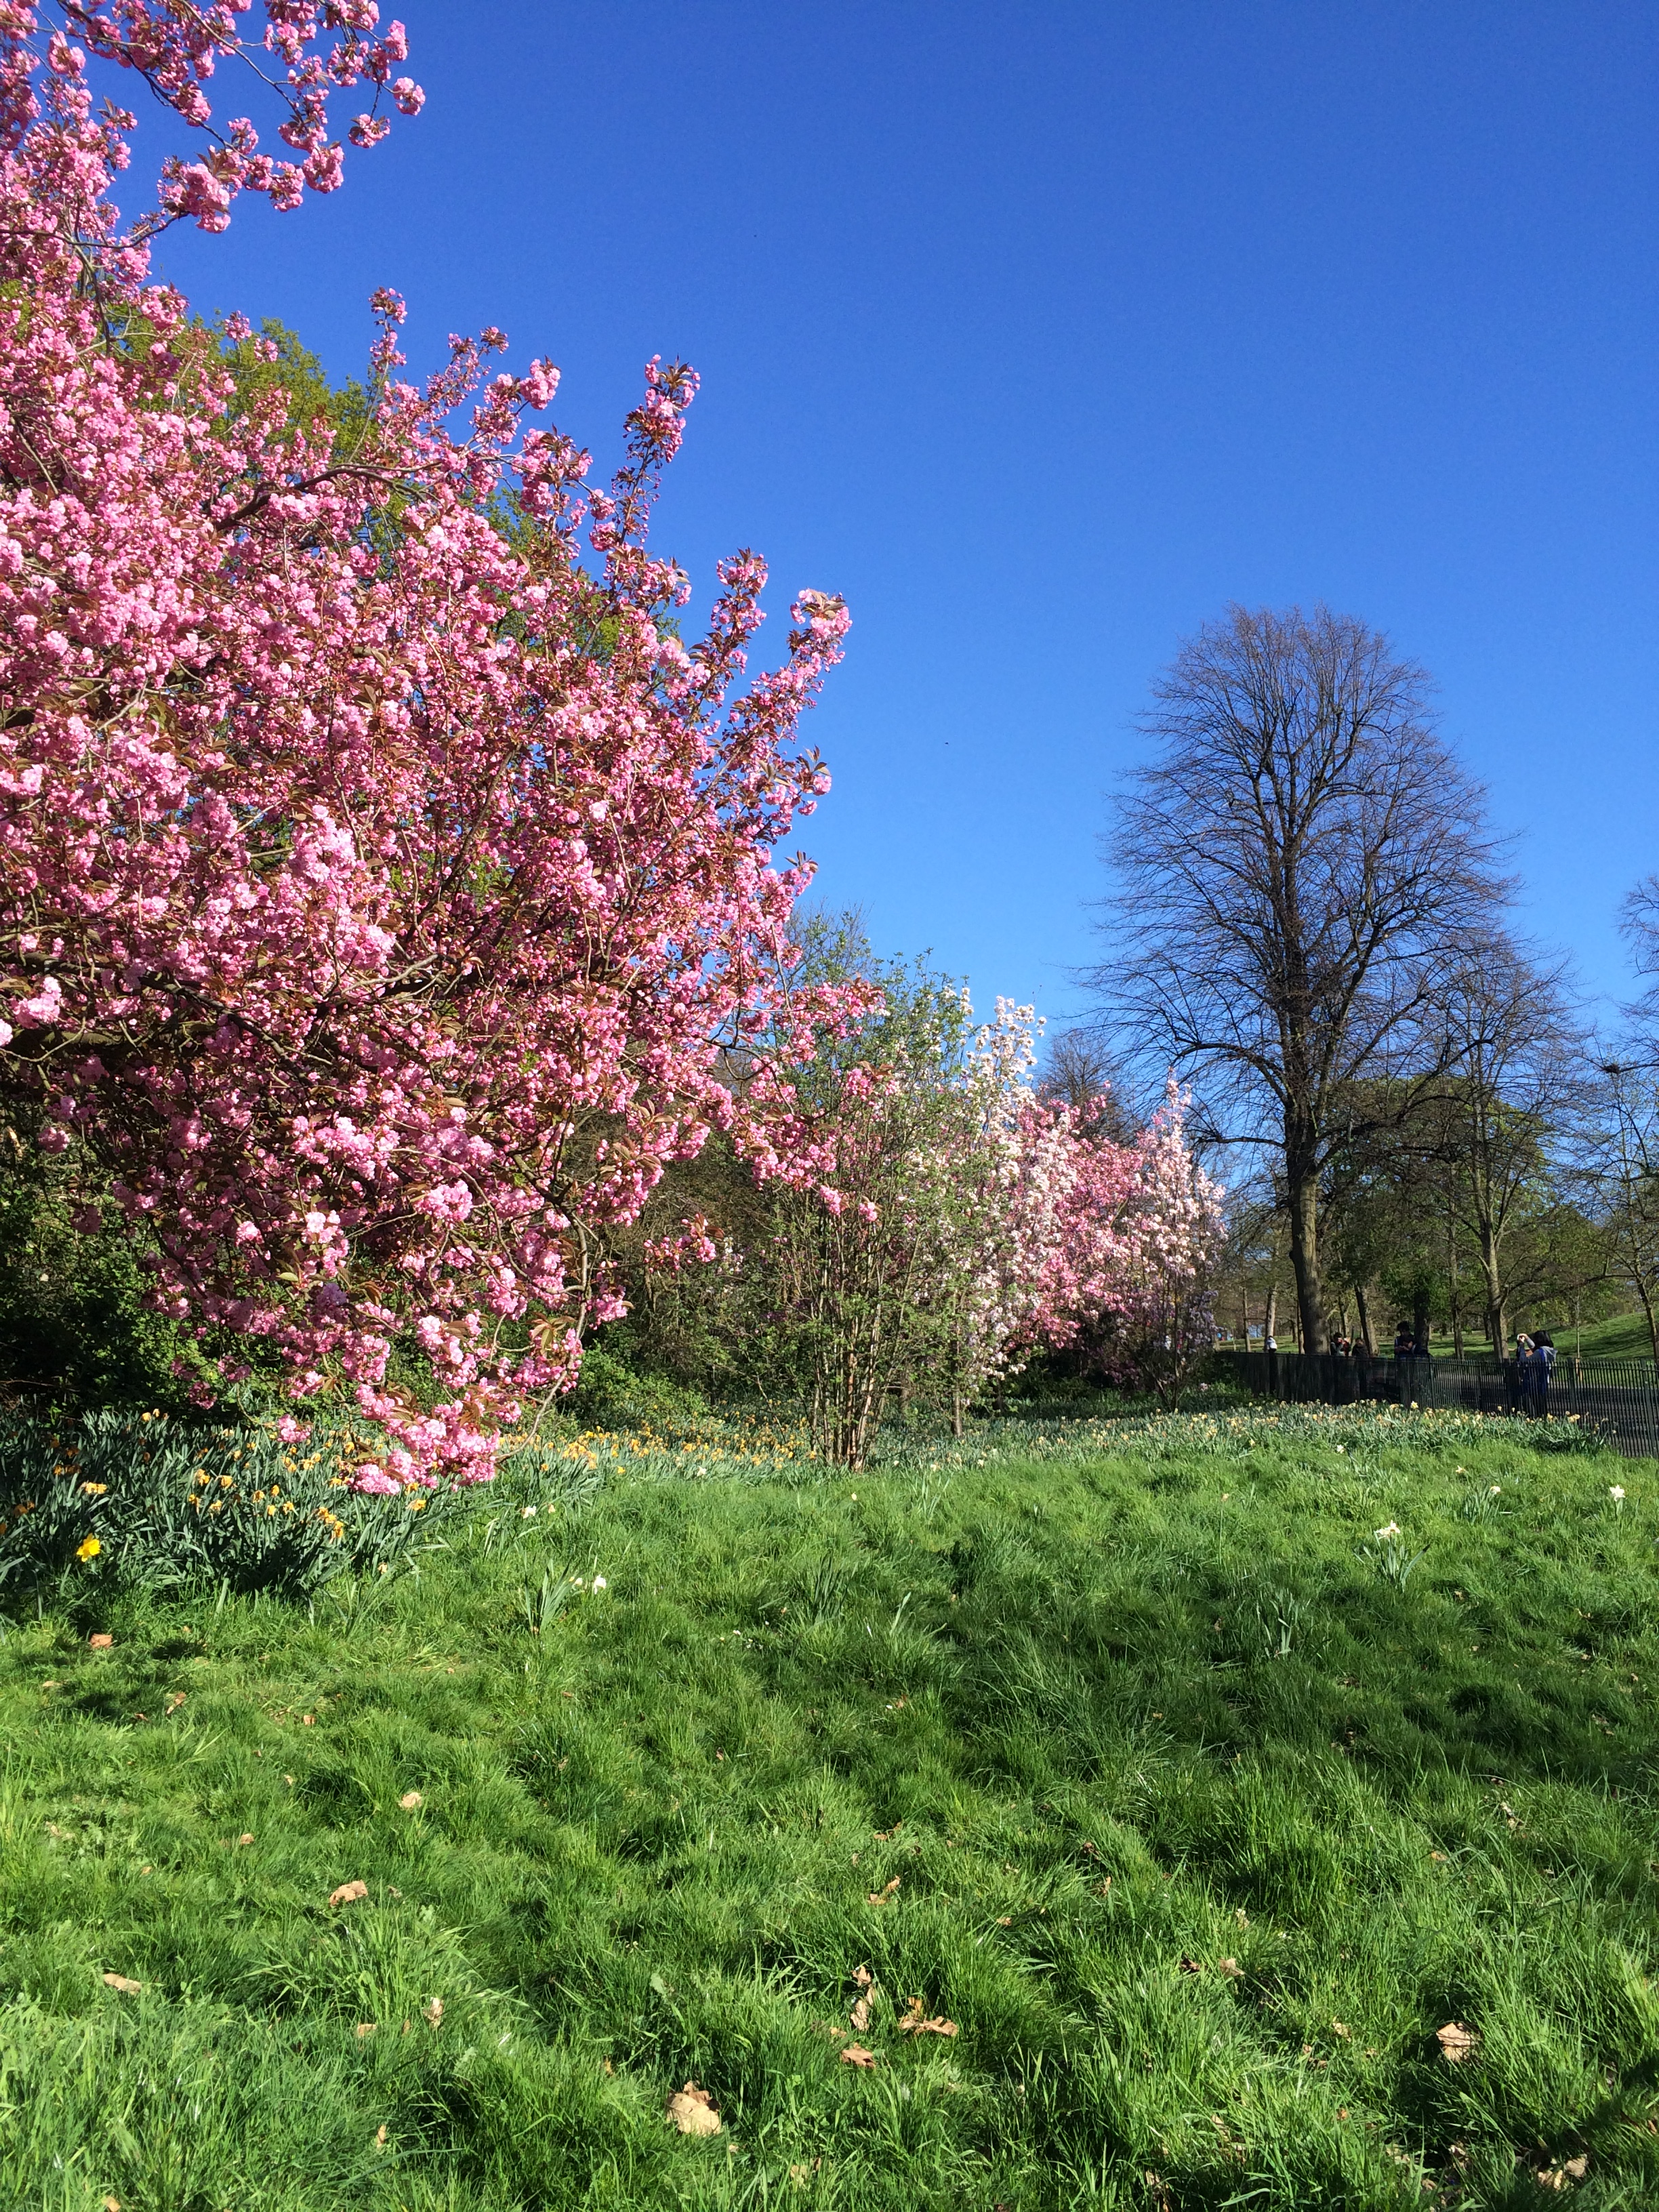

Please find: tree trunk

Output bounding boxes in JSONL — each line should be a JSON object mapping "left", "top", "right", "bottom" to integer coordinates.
{"left": 1448, "top": 1229, "right": 1464, "bottom": 1359}
{"left": 1479, "top": 1231, "right": 1505, "bottom": 1356}
{"left": 1286, "top": 1170, "right": 1328, "bottom": 1354}
{"left": 1354, "top": 1282, "right": 1377, "bottom": 1355}
{"left": 1263, "top": 1279, "right": 1278, "bottom": 1345}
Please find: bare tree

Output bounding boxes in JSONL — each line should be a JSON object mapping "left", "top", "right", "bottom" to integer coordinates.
{"left": 1094, "top": 604, "right": 1508, "bottom": 1353}
{"left": 1582, "top": 1054, "right": 1659, "bottom": 1362}
{"left": 1424, "top": 941, "right": 1585, "bottom": 1353}
{"left": 1038, "top": 1029, "right": 1143, "bottom": 1143}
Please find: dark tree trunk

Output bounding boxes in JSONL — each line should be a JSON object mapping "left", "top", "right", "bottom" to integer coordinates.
{"left": 1287, "top": 1168, "right": 1328, "bottom": 1355}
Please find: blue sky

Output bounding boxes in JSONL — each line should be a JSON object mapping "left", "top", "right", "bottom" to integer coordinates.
{"left": 153, "top": 2, "right": 1658, "bottom": 1031}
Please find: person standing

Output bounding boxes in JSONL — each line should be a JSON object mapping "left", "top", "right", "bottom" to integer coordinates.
{"left": 1526, "top": 1330, "right": 1556, "bottom": 1416}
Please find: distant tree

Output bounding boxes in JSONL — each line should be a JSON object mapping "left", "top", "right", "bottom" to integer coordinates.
{"left": 1581, "top": 1056, "right": 1659, "bottom": 1362}
{"left": 1094, "top": 604, "right": 1507, "bottom": 1353}
{"left": 1038, "top": 1030, "right": 1142, "bottom": 1143}
{"left": 1420, "top": 942, "right": 1585, "bottom": 1352}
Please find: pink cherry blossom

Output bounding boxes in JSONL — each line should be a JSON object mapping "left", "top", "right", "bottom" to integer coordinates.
{"left": 0, "top": 5, "right": 865, "bottom": 1479}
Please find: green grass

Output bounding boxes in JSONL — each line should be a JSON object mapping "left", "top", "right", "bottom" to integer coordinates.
{"left": 2, "top": 1405, "right": 1658, "bottom": 2209}
{"left": 1423, "top": 1313, "right": 1657, "bottom": 1362}
{"left": 1545, "top": 1314, "right": 1657, "bottom": 1363}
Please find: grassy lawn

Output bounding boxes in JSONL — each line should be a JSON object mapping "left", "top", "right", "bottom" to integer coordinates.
{"left": 1422, "top": 1315, "right": 1657, "bottom": 1362}
{"left": 3, "top": 1406, "right": 1659, "bottom": 2209}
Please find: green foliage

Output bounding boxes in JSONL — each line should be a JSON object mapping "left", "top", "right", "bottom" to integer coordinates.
{"left": 564, "top": 1342, "right": 712, "bottom": 1429}
{"left": 205, "top": 315, "right": 373, "bottom": 454}
{"left": 0, "top": 1410, "right": 1656, "bottom": 2205}
{"left": 619, "top": 911, "right": 984, "bottom": 1434}
{"left": 0, "top": 1150, "right": 205, "bottom": 1412}
{"left": 0, "top": 1412, "right": 453, "bottom": 1607}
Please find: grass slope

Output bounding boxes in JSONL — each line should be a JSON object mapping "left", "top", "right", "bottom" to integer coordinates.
{"left": 2, "top": 1408, "right": 1658, "bottom": 2210}
{"left": 1421, "top": 1314, "right": 1658, "bottom": 1362}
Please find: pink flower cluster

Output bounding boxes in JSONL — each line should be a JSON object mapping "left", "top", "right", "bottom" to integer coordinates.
{"left": 26, "top": 1, "right": 424, "bottom": 233}
{"left": 1034, "top": 1078, "right": 1229, "bottom": 1387}
{"left": 0, "top": 5, "right": 865, "bottom": 1481}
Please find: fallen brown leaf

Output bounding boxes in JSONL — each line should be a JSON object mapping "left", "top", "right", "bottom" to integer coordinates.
{"left": 102, "top": 1972, "right": 142, "bottom": 1994}
{"left": 867, "top": 1877, "right": 900, "bottom": 1905}
{"left": 374, "top": 2125, "right": 388, "bottom": 2149}
{"left": 852, "top": 1963, "right": 873, "bottom": 1988}
{"left": 422, "top": 1996, "right": 443, "bottom": 2026}
{"left": 1179, "top": 1956, "right": 1202, "bottom": 1974}
{"left": 398, "top": 1790, "right": 423, "bottom": 1811}
{"left": 996, "top": 1914, "right": 1013, "bottom": 1926}
{"left": 89, "top": 1633, "right": 113, "bottom": 1650}
{"left": 839, "top": 2043, "right": 877, "bottom": 2068}
{"left": 1332, "top": 2020, "right": 1351, "bottom": 2039}
{"left": 849, "top": 1995, "right": 870, "bottom": 2031}
{"left": 355, "top": 2022, "right": 377, "bottom": 2039}
{"left": 1534, "top": 2155, "right": 1589, "bottom": 2192}
{"left": 896, "top": 1996, "right": 958, "bottom": 2039}
{"left": 164, "top": 1692, "right": 186, "bottom": 1715}
{"left": 237, "top": 1832, "right": 254, "bottom": 1846}
{"left": 1219, "top": 1957, "right": 1242, "bottom": 1978}
{"left": 1435, "top": 2020, "right": 1479, "bottom": 2063}
{"left": 329, "top": 1879, "right": 369, "bottom": 1907}
{"left": 666, "top": 2080, "right": 721, "bottom": 2135}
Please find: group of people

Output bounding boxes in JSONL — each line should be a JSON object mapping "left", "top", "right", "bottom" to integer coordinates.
{"left": 1387, "top": 1319, "right": 1558, "bottom": 1415}
{"left": 1513, "top": 1329, "right": 1557, "bottom": 1415}
{"left": 1256, "top": 1321, "right": 1559, "bottom": 1415}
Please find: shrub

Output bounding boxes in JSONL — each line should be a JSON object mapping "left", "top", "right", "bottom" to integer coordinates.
{"left": 565, "top": 1346, "right": 711, "bottom": 1429}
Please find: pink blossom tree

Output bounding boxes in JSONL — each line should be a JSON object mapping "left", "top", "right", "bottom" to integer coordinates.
{"left": 0, "top": 3, "right": 862, "bottom": 1480}
{"left": 1037, "top": 1080, "right": 1227, "bottom": 1398}
{"left": 640, "top": 943, "right": 1085, "bottom": 1462}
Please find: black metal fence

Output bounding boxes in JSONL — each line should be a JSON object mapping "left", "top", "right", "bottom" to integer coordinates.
{"left": 1211, "top": 1349, "right": 1659, "bottom": 1458}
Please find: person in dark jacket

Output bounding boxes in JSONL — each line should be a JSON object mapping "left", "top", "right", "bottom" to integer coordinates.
{"left": 1525, "top": 1330, "right": 1556, "bottom": 1416}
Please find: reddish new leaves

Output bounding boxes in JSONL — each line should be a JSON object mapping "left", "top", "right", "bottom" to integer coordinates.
{"left": 0, "top": 5, "right": 858, "bottom": 1477}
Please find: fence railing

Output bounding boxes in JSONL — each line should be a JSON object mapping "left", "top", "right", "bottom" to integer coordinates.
{"left": 1210, "top": 1349, "right": 1659, "bottom": 1458}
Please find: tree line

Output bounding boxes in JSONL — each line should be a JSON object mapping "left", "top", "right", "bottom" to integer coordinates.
{"left": 1076, "top": 602, "right": 1659, "bottom": 1360}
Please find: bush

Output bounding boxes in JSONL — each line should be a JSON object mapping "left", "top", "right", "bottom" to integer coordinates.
{"left": 0, "top": 1411, "right": 453, "bottom": 1606}
{"left": 0, "top": 1160, "right": 207, "bottom": 1413}
{"left": 565, "top": 1345, "right": 711, "bottom": 1429}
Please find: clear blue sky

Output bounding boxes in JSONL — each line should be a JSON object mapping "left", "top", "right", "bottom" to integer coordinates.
{"left": 154, "top": 2, "right": 1658, "bottom": 1031}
